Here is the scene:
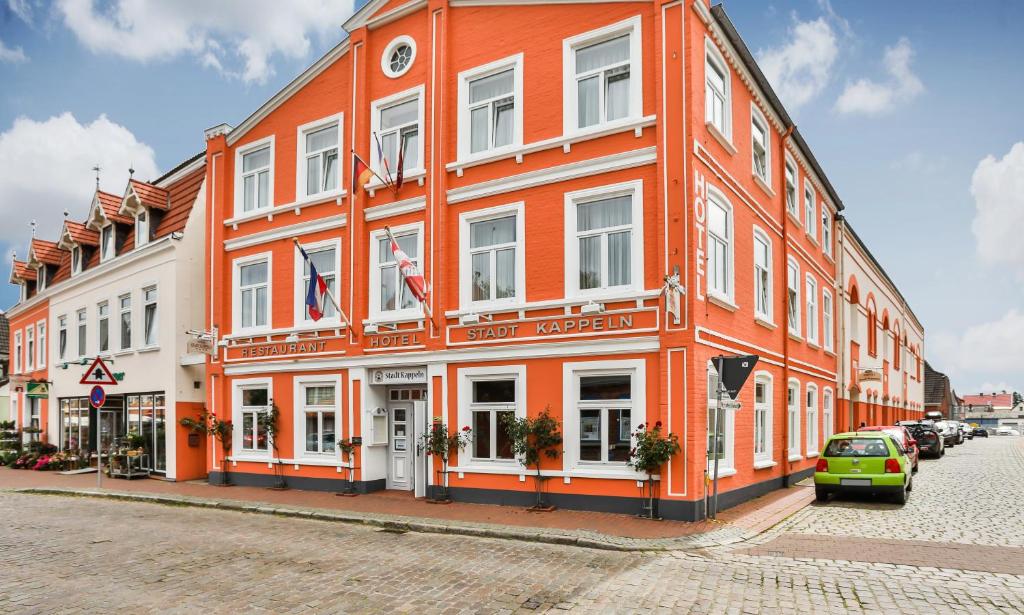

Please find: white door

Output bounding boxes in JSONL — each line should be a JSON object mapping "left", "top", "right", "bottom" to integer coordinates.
{"left": 386, "top": 404, "right": 413, "bottom": 490}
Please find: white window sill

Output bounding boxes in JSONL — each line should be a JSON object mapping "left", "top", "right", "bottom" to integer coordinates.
{"left": 807, "top": 340, "right": 821, "bottom": 350}
{"left": 806, "top": 452, "right": 819, "bottom": 458}
{"left": 111, "top": 349, "right": 134, "bottom": 357}
{"left": 786, "top": 211, "right": 802, "bottom": 228}
{"left": 228, "top": 454, "right": 272, "bottom": 463}
{"left": 449, "top": 465, "right": 654, "bottom": 481}
{"left": 805, "top": 233, "right": 819, "bottom": 247}
{"left": 787, "top": 453, "right": 804, "bottom": 462}
{"left": 707, "top": 466, "right": 737, "bottom": 479}
{"left": 362, "top": 313, "right": 426, "bottom": 327}
{"left": 282, "top": 457, "right": 346, "bottom": 467}
{"left": 753, "top": 459, "right": 777, "bottom": 470}
{"left": 824, "top": 347, "right": 836, "bottom": 357}
{"left": 223, "top": 323, "right": 348, "bottom": 342}
{"left": 788, "top": 331, "right": 803, "bottom": 343}
{"left": 707, "top": 293, "right": 738, "bottom": 312}
{"left": 225, "top": 191, "right": 348, "bottom": 228}
{"left": 446, "top": 289, "right": 662, "bottom": 319}
{"left": 137, "top": 345, "right": 160, "bottom": 354}
{"left": 705, "top": 122, "right": 737, "bottom": 155}
{"left": 753, "top": 174, "right": 774, "bottom": 197}
{"left": 754, "top": 316, "right": 776, "bottom": 330}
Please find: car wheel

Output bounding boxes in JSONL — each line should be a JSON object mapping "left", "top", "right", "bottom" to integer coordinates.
{"left": 906, "top": 476, "right": 913, "bottom": 492}
{"left": 913, "top": 461, "right": 919, "bottom": 473}
{"left": 815, "top": 488, "right": 829, "bottom": 503}
{"left": 894, "top": 485, "right": 908, "bottom": 505}
{"left": 940, "top": 448, "right": 946, "bottom": 457}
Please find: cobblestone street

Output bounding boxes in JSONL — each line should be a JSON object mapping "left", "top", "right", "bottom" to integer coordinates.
{"left": 1, "top": 438, "right": 1023, "bottom": 614}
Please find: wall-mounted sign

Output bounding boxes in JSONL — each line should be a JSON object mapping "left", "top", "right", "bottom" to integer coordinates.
{"left": 371, "top": 367, "right": 428, "bottom": 385}
{"left": 448, "top": 308, "right": 657, "bottom": 346}
{"left": 26, "top": 381, "right": 49, "bottom": 399}
{"left": 859, "top": 369, "right": 883, "bottom": 382}
{"left": 365, "top": 331, "right": 423, "bottom": 349}
{"left": 187, "top": 337, "right": 215, "bottom": 356}
{"left": 237, "top": 340, "right": 328, "bottom": 359}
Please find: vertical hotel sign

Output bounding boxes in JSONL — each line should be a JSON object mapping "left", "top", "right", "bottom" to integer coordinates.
{"left": 693, "top": 168, "right": 707, "bottom": 302}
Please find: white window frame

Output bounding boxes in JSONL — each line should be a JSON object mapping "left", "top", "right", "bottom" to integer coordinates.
{"left": 232, "top": 252, "right": 273, "bottom": 334}
{"left": 456, "top": 365, "right": 527, "bottom": 469}
{"left": 563, "top": 358, "right": 646, "bottom": 477}
{"left": 822, "top": 289, "right": 834, "bottom": 352}
{"left": 750, "top": 104, "right": 771, "bottom": 187}
{"left": 368, "top": 222, "right": 424, "bottom": 322}
{"left": 785, "top": 157, "right": 798, "bottom": 219}
{"left": 233, "top": 136, "right": 275, "bottom": 217}
{"left": 295, "top": 113, "right": 344, "bottom": 202}
{"left": 753, "top": 371, "right": 773, "bottom": 464}
{"left": 459, "top": 202, "right": 526, "bottom": 310}
{"left": 704, "top": 37, "right": 732, "bottom": 142}
{"left": 293, "top": 375, "right": 342, "bottom": 459}
{"left": 71, "top": 246, "right": 83, "bottom": 276}
{"left": 457, "top": 54, "right": 524, "bottom": 162}
{"left": 100, "top": 224, "right": 115, "bottom": 261}
{"left": 381, "top": 35, "right": 416, "bottom": 79}
{"left": 57, "top": 315, "right": 67, "bottom": 361}
{"left": 97, "top": 300, "right": 110, "bottom": 354}
{"left": 821, "top": 203, "right": 832, "bottom": 257}
{"left": 119, "top": 293, "right": 132, "bottom": 350}
{"left": 787, "top": 379, "right": 801, "bottom": 460}
{"left": 292, "top": 238, "right": 342, "bottom": 327}
{"left": 37, "top": 320, "right": 46, "bottom": 369}
{"left": 806, "top": 383, "right": 819, "bottom": 455}
{"left": 36, "top": 265, "right": 47, "bottom": 291}
{"left": 562, "top": 16, "right": 643, "bottom": 136}
{"left": 563, "top": 179, "right": 644, "bottom": 299}
{"left": 822, "top": 387, "right": 834, "bottom": 441}
{"left": 232, "top": 377, "right": 274, "bottom": 459}
{"left": 753, "top": 227, "right": 772, "bottom": 322}
{"left": 705, "top": 188, "right": 734, "bottom": 304}
{"left": 13, "top": 331, "right": 21, "bottom": 373}
{"left": 787, "top": 258, "right": 801, "bottom": 337}
{"left": 369, "top": 86, "right": 425, "bottom": 182}
{"left": 142, "top": 286, "right": 159, "bottom": 348}
{"left": 25, "top": 326, "right": 34, "bottom": 371}
{"left": 805, "top": 274, "right": 818, "bottom": 345}
{"left": 135, "top": 210, "right": 149, "bottom": 247}
{"left": 76, "top": 308, "right": 87, "bottom": 358}
{"left": 707, "top": 361, "right": 735, "bottom": 476}
{"left": 803, "top": 180, "right": 816, "bottom": 241}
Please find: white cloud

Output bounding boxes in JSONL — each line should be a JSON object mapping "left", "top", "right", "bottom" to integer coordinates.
{"left": 0, "top": 38, "right": 28, "bottom": 64}
{"left": 835, "top": 37, "right": 923, "bottom": 115}
{"left": 929, "top": 311, "right": 1024, "bottom": 393}
{"left": 7, "top": 0, "right": 33, "bottom": 24}
{"left": 758, "top": 17, "right": 838, "bottom": 110}
{"left": 970, "top": 142, "right": 1024, "bottom": 271}
{"left": 0, "top": 113, "right": 159, "bottom": 257}
{"left": 56, "top": 0, "right": 355, "bottom": 84}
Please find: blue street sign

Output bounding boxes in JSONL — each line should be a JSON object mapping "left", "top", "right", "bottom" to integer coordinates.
{"left": 90, "top": 385, "right": 106, "bottom": 409}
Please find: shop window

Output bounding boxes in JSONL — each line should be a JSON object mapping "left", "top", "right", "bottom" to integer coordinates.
{"left": 301, "top": 382, "right": 337, "bottom": 456}
{"left": 470, "top": 379, "right": 516, "bottom": 461}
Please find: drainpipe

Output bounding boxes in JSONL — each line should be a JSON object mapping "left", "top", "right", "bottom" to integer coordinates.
{"left": 780, "top": 125, "right": 794, "bottom": 487}
{"left": 836, "top": 214, "right": 849, "bottom": 431}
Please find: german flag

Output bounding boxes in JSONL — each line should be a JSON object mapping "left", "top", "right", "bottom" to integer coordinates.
{"left": 351, "top": 152, "right": 375, "bottom": 194}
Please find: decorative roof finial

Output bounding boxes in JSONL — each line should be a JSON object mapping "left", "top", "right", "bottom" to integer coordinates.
{"left": 30, "top": 219, "right": 37, "bottom": 238}
{"left": 92, "top": 163, "right": 101, "bottom": 190}
{"left": 63, "top": 209, "right": 70, "bottom": 219}
{"left": 128, "top": 163, "right": 135, "bottom": 179}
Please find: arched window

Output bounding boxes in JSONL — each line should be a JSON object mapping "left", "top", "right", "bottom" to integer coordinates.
{"left": 866, "top": 298, "right": 877, "bottom": 357}
{"left": 893, "top": 322, "right": 902, "bottom": 370}
{"left": 847, "top": 281, "right": 860, "bottom": 340}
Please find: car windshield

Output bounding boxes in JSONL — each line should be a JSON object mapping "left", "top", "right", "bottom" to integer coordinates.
{"left": 825, "top": 437, "right": 890, "bottom": 457}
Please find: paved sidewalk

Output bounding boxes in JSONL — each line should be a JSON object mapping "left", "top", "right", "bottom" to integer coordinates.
{"left": 0, "top": 467, "right": 813, "bottom": 551}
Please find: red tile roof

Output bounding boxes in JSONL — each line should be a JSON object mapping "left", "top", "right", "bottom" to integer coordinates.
{"left": 126, "top": 179, "right": 170, "bottom": 210}
{"left": 153, "top": 166, "right": 205, "bottom": 238}
{"left": 97, "top": 190, "right": 133, "bottom": 225}
{"left": 63, "top": 221, "right": 100, "bottom": 246}
{"left": 962, "top": 393, "right": 1014, "bottom": 408}
{"left": 30, "top": 239, "right": 64, "bottom": 266}
{"left": 11, "top": 260, "right": 36, "bottom": 281}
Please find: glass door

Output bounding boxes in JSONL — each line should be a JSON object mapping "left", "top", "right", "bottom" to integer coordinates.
{"left": 126, "top": 393, "right": 167, "bottom": 473}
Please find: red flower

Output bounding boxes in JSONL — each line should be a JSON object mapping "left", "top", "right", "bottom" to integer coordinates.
{"left": 462, "top": 425, "right": 471, "bottom": 432}
{"left": 637, "top": 423, "right": 646, "bottom": 430}
{"left": 655, "top": 421, "right": 663, "bottom": 428}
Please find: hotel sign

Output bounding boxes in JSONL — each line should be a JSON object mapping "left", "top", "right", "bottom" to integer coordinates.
{"left": 449, "top": 308, "right": 657, "bottom": 345}
{"left": 371, "top": 367, "right": 428, "bottom": 385}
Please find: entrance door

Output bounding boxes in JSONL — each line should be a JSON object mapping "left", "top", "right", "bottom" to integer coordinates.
{"left": 386, "top": 405, "right": 413, "bottom": 490}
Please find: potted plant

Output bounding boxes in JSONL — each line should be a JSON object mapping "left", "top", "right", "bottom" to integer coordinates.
{"left": 180, "top": 410, "right": 233, "bottom": 485}
{"left": 628, "top": 421, "right": 680, "bottom": 519}
{"left": 416, "top": 418, "right": 471, "bottom": 502}
{"left": 335, "top": 438, "right": 358, "bottom": 495}
{"left": 501, "top": 407, "right": 562, "bottom": 511}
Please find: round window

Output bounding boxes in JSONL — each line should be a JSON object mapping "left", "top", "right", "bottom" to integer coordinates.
{"left": 381, "top": 36, "right": 416, "bottom": 78}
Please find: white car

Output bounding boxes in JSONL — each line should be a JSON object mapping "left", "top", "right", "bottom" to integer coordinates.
{"left": 959, "top": 422, "right": 974, "bottom": 440}
{"left": 995, "top": 426, "right": 1021, "bottom": 436}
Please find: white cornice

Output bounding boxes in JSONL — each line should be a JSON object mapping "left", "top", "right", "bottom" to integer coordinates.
{"left": 364, "top": 0, "right": 427, "bottom": 30}
{"left": 205, "top": 123, "right": 232, "bottom": 141}
{"left": 155, "top": 156, "right": 206, "bottom": 188}
{"left": 226, "top": 40, "right": 350, "bottom": 147}
{"left": 364, "top": 196, "right": 426, "bottom": 221}
{"left": 446, "top": 147, "right": 657, "bottom": 205}
{"left": 450, "top": 0, "right": 649, "bottom": 5}
{"left": 224, "top": 214, "right": 348, "bottom": 252}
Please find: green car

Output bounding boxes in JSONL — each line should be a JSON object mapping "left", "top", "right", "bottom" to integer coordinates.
{"left": 814, "top": 432, "right": 913, "bottom": 504}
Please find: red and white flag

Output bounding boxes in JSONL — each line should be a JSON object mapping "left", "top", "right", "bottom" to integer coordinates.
{"left": 388, "top": 232, "right": 427, "bottom": 302}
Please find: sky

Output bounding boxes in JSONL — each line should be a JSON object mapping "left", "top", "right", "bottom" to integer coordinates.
{"left": 0, "top": 0, "right": 1021, "bottom": 395}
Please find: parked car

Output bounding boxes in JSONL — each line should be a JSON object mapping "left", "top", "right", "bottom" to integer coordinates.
{"left": 972, "top": 427, "right": 989, "bottom": 438}
{"left": 959, "top": 422, "right": 974, "bottom": 441}
{"left": 859, "top": 425, "right": 919, "bottom": 472}
{"left": 900, "top": 421, "right": 944, "bottom": 458}
{"left": 934, "top": 421, "right": 958, "bottom": 447}
{"left": 814, "top": 432, "right": 913, "bottom": 504}
{"left": 996, "top": 426, "right": 1021, "bottom": 436}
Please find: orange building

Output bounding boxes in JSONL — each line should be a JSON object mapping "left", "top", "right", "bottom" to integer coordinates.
{"left": 7, "top": 257, "right": 50, "bottom": 441}
{"left": 202, "top": 0, "right": 850, "bottom": 519}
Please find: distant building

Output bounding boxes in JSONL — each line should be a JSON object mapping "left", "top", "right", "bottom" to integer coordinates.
{"left": 923, "top": 361, "right": 955, "bottom": 418}
{"left": 960, "top": 391, "right": 1024, "bottom": 430}
{"left": 0, "top": 312, "right": 8, "bottom": 422}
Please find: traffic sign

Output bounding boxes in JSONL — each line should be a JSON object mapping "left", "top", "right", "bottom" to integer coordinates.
{"left": 79, "top": 357, "right": 118, "bottom": 386}
{"left": 89, "top": 385, "right": 106, "bottom": 409}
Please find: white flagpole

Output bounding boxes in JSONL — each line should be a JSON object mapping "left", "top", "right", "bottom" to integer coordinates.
{"left": 292, "top": 238, "right": 358, "bottom": 337}
{"left": 383, "top": 225, "right": 435, "bottom": 323}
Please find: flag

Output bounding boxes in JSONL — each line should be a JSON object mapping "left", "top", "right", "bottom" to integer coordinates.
{"left": 351, "top": 153, "right": 374, "bottom": 194}
{"left": 298, "top": 244, "right": 329, "bottom": 321}
{"left": 395, "top": 135, "right": 405, "bottom": 192}
{"left": 387, "top": 228, "right": 427, "bottom": 302}
{"left": 373, "top": 132, "right": 394, "bottom": 187}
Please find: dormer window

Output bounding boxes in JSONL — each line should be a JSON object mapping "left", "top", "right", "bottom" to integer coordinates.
{"left": 136, "top": 211, "right": 149, "bottom": 247}
{"left": 101, "top": 224, "right": 115, "bottom": 261}
{"left": 36, "top": 266, "right": 47, "bottom": 290}
{"left": 72, "top": 246, "right": 83, "bottom": 275}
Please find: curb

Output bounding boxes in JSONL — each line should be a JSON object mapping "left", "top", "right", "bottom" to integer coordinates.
{"left": 8, "top": 487, "right": 766, "bottom": 552}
